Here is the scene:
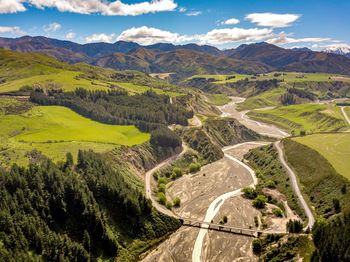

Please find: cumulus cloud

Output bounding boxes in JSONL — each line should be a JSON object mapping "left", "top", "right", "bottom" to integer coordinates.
{"left": 221, "top": 18, "right": 240, "bottom": 25}
{"left": 186, "top": 11, "right": 202, "bottom": 16}
{"left": 117, "top": 26, "right": 273, "bottom": 46}
{"left": 85, "top": 33, "right": 116, "bottom": 43}
{"left": 117, "top": 26, "right": 190, "bottom": 45}
{"left": 179, "top": 7, "right": 186, "bottom": 13}
{"left": 0, "top": 26, "right": 25, "bottom": 35}
{"left": 246, "top": 13, "right": 300, "bottom": 28}
{"left": 199, "top": 27, "right": 273, "bottom": 45}
{"left": 0, "top": 0, "right": 26, "bottom": 14}
{"left": 267, "top": 32, "right": 330, "bottom": 45}
{"left": 21, "top": 0, "right": 177, "bottom": 16}
{"left": 65, "top": 32, "right": 76, "bottom": 40}
{"left": 43, "top": 22, "right": 62, "bottom": 32}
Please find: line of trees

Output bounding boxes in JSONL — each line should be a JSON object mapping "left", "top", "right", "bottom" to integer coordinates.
{"left": 30, "top": 88, "right": 190, "bottom": 149}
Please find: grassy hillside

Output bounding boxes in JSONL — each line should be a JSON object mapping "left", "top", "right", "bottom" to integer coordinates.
{"left": 188, "top": 72, "right": 350, "bottom": 85}
{"left": 282, "top": 139, "right": 350, "bottom": 216}
{"left": 248, "top": 104, "right": 347, "bottom": 134}
{"left": 244, "top": 144, "right": 305, "bottom": 219}
{"left": 237, "top": 87, "right": 285, "bottom": 110}
{"left": 0, "top": 100, "right": 149, "bottom": 167}
{"left": 204, "top": 117, "right": 266, "bottom": 147}
{"left": 0, "top": 49, "right": 183, "bottom": 96}
{"left": 293, "top": 133, "right": 350, "bottom": 180}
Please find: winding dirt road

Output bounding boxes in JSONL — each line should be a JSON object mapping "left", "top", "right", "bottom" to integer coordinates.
{"left": 275, "top": 141, "right": 315, "bottom": 230}
{"left": 341, "top": 106, "right": 350, "bottom": 126}
{"left": 145, "top": 144, "right": 188, "bottom": 218}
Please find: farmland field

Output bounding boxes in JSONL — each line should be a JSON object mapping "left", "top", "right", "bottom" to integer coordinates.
{"left": 188, "top": 72, "right": 350, "bottom": 85}
{"left": 247, "top": 104, "right": 348, "bottom": 133}
{"left": 116, "top": 82, "right": 181, "bottom": 97}
{"left": 293, "top": 133, "right": 350, "bottom": 180}
{"left": 0, "top": 104, "right": 149, "bottom": 167}
{"left": 236, "top": 87, "right": 285, "bottom": 110}
{"left": 0, "top": 70, "right": 111, "bottom": 93}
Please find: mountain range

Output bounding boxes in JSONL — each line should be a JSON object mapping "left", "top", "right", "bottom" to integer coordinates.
{"left": 1, "top": 36, "right": 350, "bottom": 77}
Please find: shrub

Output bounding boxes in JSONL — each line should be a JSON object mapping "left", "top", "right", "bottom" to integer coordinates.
{"left": 223, "top": 215, "right": 228, "bottom": 224}
{"left": 189, "top": 163, "right": 200, "bottom": 173}
{"left": 173, "top": 167, "right": 183, "bottom": 178}
{"left": 252, "top": 238, "right": 262, "bottom": 254}
{"left": 242, "top": 187, "right": 257, "bottom": 199}
{"left": 272, "top": 208, "right": 283, "bottom": 217}
{"left": 158, "top": 177, "right": 167, "bottom": 185}
{"left": 158, "top": 183, "right": 166, "bottom": 193}
{"left": 173, "top": 197, "right": 181, "bottom": 207}
{"left": 158, "top": 192, "right": 166, "bottom": 205}
{"left": 166, "top": 201, "right": 173, "bottom": 210}
{"left": 266, "top": 180, "right": 276, "bottom": 189}
{"left": 253, "top": 195, "right": 268, "bottom": 209}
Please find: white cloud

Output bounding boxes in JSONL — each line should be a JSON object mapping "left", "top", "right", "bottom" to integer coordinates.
{"left": 246, "top": 13, "right": 300, "bottom": 28}
{"left": 43, "top": 22, "right": 62, "bottom": 32}
{"left": 267, "top": 32, "right": 330, "bottom": 45}
{"left": 0, "top": 26, "right": 25, "bottom": 35}
{"left": 186, "top": 11, "right": 202, "bottom": 16}
{"left": 85, "top": 33, "right": 116, "bottom": 43}
{"left": 117, "top": 26, "right": 273, "bottom": 46}
{"left": 0, "top": 0, "right": 26, "bottom": 14}
{"left": 179, "top": 7, "right": 186, "bottom": 13}
{"left": 65, "top": 32, "right": 76, "bottom": 40}
{"left": 117, "top": 26, "right": 187, "bottom": 45}
{"left": 199, "top": 27, "right": 273, "bottom": 45}
{"left": 24, "top": 0, "right": 177, "bottom": 16}
{"left": 221, "top": 18, "right": 240, "bottom": 25}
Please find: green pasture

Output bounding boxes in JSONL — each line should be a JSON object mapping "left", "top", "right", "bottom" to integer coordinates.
{"left": 248, "top": 104, "right": 348, "bottom": 133}
{"left": 0, "top": 105, "right": 149, "bottom": 167}
{"left": 205, "top": 93, "right": 231, "bottom": 106}
{"left": 293, "top": 133, "right": 350, "bottom": 180}
{"left": 116, "top": 82, "right": 181, "bottom": 97}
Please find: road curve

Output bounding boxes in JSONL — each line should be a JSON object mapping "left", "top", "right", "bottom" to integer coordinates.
{"left": 274, "top": 141, "right": 315, "bottom": 230}
{"left": 341, "top": 106, "right": 350, "bottom": 126}
{"left": 145, "top": 144, "right": 187, "bottom": 218}
{"left": 192, "top": 142, "right": 264, "bottom": 262}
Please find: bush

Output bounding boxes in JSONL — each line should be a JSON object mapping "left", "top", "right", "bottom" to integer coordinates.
{"left": 158, "top": 183, "right": 166, "bottom": 193}
{"left": 253, "top": 195, "right": 268, "bottom": 209}
{"left": 266, "top": 180, "right": 276, "bottom": 189}
{"left": 252, "top": 238, "right": 262, "bottom": 254}
{"left": 166, "top": 201, "right": 173, "bottom": 210}
{"left": 158, "top": 192, "right": 166, "bottom": 205}
{"left": 272, "top": 208, "right": 284, "bottom": 217}
{"left": 173, "top": 197, "right": 181, "bottom": 207}
{"left": 158, "top": 177, "right": 167, "bottom": 185}
{"left": 173, "top": 167, "right": 183, "bottom": 178}
{"left": 242, "top": 187, "right": 257, "bottom": 199}
{"left": 189, "top": 163, "right": 201, "bottom": 173}
{"left": 223, "top": 215, "right": 228, "bottom": 223}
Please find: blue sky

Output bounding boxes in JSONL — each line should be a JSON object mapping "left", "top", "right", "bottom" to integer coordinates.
{"left": 0, "top": 0, "right": 349, "bottom": 50}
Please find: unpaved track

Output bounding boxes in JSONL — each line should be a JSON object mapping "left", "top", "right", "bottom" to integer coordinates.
{"left": 341, "top": 106, "right": 350, "bottom": 126}
{"left": 275, "top": 141, "right": 315, "bottom": 230}
{"left": 145, "top": 144, "right": 188, "bottom": 218}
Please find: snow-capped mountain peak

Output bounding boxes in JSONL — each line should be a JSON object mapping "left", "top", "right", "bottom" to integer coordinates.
{"left": 323, "top": 45, "right": 350, "bottom": 56}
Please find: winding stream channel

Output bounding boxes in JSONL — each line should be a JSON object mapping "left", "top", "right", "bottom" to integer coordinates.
{"left": 143, "top": 97, "right": 312, "bottom": 262}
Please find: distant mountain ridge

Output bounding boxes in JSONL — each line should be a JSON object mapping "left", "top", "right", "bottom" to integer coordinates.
{"left": 1, "top": 36, "right": 350, "bottom": 76}
{"left": 323, "top": 46, "right": 350, "bottom": 58}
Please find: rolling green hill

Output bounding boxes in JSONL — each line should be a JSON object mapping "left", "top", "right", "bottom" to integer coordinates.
{"left": 293, "top": 133, "right": 350, "bottom": 180}
{"left": 247, "top": 104, "right": 348, "bottom": 134}
{"left": 0, "top": 100, "right": 149, "bottom": 167}
{"left": 0, "top": 49, "right": 183, "bottom": 96}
